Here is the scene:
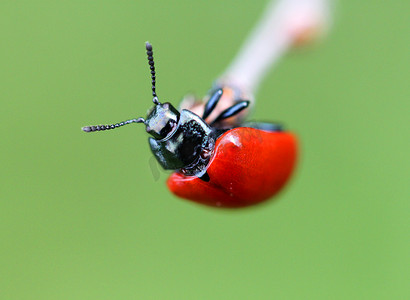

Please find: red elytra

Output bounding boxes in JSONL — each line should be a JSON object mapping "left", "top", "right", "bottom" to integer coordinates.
{"left": 167, "top": 127, "right": 298, "bottom": 208}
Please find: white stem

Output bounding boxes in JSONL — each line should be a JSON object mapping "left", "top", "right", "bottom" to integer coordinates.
{"left": 219, "top": 0, "right": 331, "bottom": 97}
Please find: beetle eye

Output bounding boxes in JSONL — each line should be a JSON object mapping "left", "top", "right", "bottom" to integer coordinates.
{"left": 160, "top": 119, "right": 177, "bottom": 138}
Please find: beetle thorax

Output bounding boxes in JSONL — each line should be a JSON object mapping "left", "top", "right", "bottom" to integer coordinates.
{"left": 147, "top": 108, "right": 216, "bottom": 177}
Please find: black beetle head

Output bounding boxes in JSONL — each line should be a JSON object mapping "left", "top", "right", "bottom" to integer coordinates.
{"left": 145, "top": 102, "right": 180, "bottom": 139}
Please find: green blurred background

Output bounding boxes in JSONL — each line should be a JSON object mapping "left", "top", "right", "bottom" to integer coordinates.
{"left": 1, "top": 0, "right": 408, "bottom": 299}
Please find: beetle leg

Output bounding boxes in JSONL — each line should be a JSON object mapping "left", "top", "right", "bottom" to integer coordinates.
{"left": 202, "top": 88, "right": 223, "bottom": 120}
{"left": 210, "top": 101, "right": 250, "bottom": 126}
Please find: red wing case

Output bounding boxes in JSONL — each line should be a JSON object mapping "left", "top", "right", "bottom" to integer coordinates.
{"left": 167, "top": 127, "right": 298, "bottom": 208}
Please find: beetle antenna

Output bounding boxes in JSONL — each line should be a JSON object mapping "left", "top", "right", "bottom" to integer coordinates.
{"left": 146, "top": 42, "right": 160, "bottom": 105}
{"left": 82, "top": 117, "right": 146, "bottom": 133}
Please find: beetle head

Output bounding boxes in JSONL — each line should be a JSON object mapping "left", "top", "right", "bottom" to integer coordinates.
{"left": 145, "top": 102, "right": 180, "bottom": 139}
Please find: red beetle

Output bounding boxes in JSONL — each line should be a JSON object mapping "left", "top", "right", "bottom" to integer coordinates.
{"left": 82, "top": 43, "right": 297, "bottom": 208}
{"left": 168, "top": 127, "right": 297, "bottom": 207}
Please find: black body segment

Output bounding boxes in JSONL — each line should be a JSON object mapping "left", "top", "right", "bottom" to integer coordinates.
{"left": 145, "top": 103, "right": 180, "bottom": 139}
{"left": 149, "top": 110, "right": 216, "bottom": 177}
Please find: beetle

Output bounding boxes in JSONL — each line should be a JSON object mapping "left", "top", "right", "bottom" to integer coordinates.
{"left": 82, "top": 42, "right": 297, "bottom": 208}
